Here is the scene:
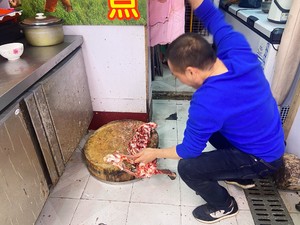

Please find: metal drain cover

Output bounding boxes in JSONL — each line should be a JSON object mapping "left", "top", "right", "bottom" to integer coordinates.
{"left": 244, "top": 178, "right": 294, "bottom": 225}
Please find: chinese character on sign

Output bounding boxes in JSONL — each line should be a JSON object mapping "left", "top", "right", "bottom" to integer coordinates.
{"left": 108, "top": 0, "right": 140, "bottom": 20}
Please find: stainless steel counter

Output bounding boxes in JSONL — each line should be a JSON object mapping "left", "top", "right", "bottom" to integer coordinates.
{"left": 0, "top": 35, "right": 83, "bottom": 112}
{"left": 219, "top": 2, "right": 285, "bottom": 44}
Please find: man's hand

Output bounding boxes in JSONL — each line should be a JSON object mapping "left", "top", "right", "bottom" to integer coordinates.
{"left": 134, "top": 146, "right": 181, "bottom": 164}
{"left": 134, "top": 148, "right": 158, "bottom": 164}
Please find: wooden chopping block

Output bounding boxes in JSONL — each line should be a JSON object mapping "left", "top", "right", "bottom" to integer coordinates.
{"left": 84, "top": 120, "right": 159, "bottom": 182}
{"left": 274, "top": 153, "right": 300, "bottom": 191}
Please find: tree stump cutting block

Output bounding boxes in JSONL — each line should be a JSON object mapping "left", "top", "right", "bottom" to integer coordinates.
{"left": 84, "top": 120, "right": 159, "bottom": 183}
{"left": 274, "top": 153, "right": 300, "bottom": 191}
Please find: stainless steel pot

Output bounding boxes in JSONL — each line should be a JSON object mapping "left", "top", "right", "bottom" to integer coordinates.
{"left": 20, "top": 13, "right": 64, "bottom": 47}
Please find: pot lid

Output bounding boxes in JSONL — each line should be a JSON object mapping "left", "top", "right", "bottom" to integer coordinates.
{"left": 21, "top": 13, "right": 63, "bottom": 26}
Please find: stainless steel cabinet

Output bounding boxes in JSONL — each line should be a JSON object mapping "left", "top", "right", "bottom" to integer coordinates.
{"left": 0, "top": 42, "right": 92, "bottom": 225}
{"left": 25, "top": 48, "right": 93, "bottom": 184}
{"left": 0, "top": 102, "right": 49, "bottom": 225}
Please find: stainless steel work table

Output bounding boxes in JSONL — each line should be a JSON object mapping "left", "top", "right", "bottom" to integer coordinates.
{"left": 0, "top": 35, "right": 83, "bottom": 112}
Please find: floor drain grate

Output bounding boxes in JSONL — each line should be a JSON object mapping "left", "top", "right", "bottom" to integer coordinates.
{"left": 244, "top": 178, "right": 294, "bottom": 225}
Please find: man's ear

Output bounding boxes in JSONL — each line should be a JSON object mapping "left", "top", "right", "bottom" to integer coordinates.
{"left": 185, "top": 66, "right": 193, "bottom": 76}
{"left": 185, "top": 66, "right": 198, "bottom": 78}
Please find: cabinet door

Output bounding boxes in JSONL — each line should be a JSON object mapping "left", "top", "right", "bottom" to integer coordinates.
{"left": 0, "top": 103, "right": 49, "bottom": 225}
{"left": 24, "top": 92, "right": 61, "bottom": 184}
{"left": 39, "top": 48, "right": 93, "bottom": 164}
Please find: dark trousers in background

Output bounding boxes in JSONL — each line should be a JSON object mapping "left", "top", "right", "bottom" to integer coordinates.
{"left": 177, "top": 132, "right": 283, "bottom": 209}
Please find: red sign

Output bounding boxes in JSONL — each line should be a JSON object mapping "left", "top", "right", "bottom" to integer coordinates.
{"left": 108, "top": 0, "right": 140, "bottom": 20}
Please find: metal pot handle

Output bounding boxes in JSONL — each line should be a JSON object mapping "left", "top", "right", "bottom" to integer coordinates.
{"left": 35, "top": 13, "right": 46, "bottom": 20}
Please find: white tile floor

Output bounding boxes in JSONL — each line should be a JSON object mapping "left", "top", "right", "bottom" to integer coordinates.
{"left": 36, "top": 71, "right": 300, "bottom": 225}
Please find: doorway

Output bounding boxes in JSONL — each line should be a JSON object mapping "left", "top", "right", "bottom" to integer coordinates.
{"left": 150, "top": 0, "right": 211, "bottom": 100}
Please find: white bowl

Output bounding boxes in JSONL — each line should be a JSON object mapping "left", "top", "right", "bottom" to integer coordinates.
{"left": 0, "top": 43, "right": 24, "bottom": 61}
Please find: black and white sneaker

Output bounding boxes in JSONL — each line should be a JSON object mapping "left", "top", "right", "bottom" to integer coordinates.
{"left": 192, "top": 197, "right": 239, "bottom": 224}
{"left": 225, "top": 179, "right": 255, "bottom": 189}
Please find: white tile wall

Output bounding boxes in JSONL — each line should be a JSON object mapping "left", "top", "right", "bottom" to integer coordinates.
{"left": 63, "top": 26, "right": 148, "bottom": 113}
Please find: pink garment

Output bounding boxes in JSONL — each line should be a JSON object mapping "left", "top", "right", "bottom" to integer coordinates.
{"left": 148, "top": 0, "right": 185, "bottom": 47}
{"left": 149, "top": 0, "right": 171, "bottom": 26}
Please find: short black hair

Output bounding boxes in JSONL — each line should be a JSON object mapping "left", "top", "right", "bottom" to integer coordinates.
{"left": 166, "top": 33, "right": 217, "bottom": 73}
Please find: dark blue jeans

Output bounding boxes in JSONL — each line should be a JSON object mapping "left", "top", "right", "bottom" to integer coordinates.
{"left": 177, "top": 132, "right": 283, "bottom": 209}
